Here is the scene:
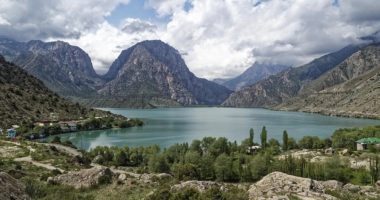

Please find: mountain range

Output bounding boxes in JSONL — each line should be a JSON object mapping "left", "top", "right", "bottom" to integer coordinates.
{"left": 220, "top": 63, "right": 290, "bottom": 91}
{"left": 1, "top": 36, "right": 379, "bottom": 118}
{"left": 0, "top": 38, "right": 231, "bottom": 108}
{"left": 223, "top": 42, "right": 380, "bottom": 118}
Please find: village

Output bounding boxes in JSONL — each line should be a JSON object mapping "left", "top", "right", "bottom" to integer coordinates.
{"left": 0, "top": 112, "right": 144, "bottom": 140}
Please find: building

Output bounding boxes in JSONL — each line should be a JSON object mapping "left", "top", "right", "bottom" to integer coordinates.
{"left": 7, "top": 128, "right": 16, "bottom": 138}
{"left": 356, "top": 138, "right": 380, "bottom": 150}
{"left": 247, "top": 145, "right": 261, "bottom": 154}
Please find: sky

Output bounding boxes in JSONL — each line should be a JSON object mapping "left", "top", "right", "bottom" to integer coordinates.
{"left": 0, "top": 0, "right": 380, "bottom": 79}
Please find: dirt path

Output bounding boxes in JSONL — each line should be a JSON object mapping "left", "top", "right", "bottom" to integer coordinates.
{"left": 41, "top": 143, "right": 82, "bottom": 157}
{"left": 14, "top": 156, "right": 65, "bottom": 173}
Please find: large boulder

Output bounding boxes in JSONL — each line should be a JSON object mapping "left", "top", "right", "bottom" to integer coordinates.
{"left": 0, "top": 172, "right": 31, "bottom": 200}
{"left": 248, "top": 172, "right": 337, "bottom": 200}
{"left": 49, "top": 166, "right": 114, "bottom": 189}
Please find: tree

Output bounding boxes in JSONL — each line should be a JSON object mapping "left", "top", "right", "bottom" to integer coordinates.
{"left": 282, "top": 130, "right": 288, "bottom": 151}
{"left": 260, "top": 126, "right": 267, "bottom": 149}
{"left": 249, "top": 128, "right": 254, "bottom": 146}
{"left": 115, "top": 150, "right": 128, "bottom": 166}
{"left": 214, "top": 154, "right": 234, "bottom": 181}
{"left": 148, "top": 154, "right": 170, "bottom": 173}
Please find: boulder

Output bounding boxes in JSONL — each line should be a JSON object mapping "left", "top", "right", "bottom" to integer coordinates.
{"left": 247, "top": 172, "right": 337, "bottom": 200}
{"left": 0, "top": 172, "right": 31, "bottom": 200}
{"left": 376, "top": 180, "right": 380, "bottom": 189}
{"left": 324, "top": 148, "right": 335, "bottom": 155}
{"left": 49, "top": 166, "right": 114, "bottom": 189}
{"left": 118, "top": 173, "right": 127, "bottom": 182}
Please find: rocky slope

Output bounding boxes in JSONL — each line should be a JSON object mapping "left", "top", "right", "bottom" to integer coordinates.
{"left": 222, "top": 44, "right": 362, "bottom": 108}
{"left": 0, "top": 172, "right": 31, "bottom": 200}
{"left": 0, "top": 38, "right": 103, "bottom": 98}
{"left": 0, "top": 55, "right": 114, "bottom": 128}
{"left": 222, "top": 63, "right": 290, "bottom": 91}
{"left": 276, "top": 44, "right": 380, "bottom": 118}
{"left": 97, "top": 40, "right": 232, "bottom": 107}
{"left": 248, "top": 171, "right": 379, "bottom": 200}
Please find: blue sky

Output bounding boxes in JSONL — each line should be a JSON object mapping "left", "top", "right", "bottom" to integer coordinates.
{"left": 105, "top": 1, "right": 170, "bottom": 27}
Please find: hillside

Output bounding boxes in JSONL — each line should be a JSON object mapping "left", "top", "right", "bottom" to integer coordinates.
{"left": 222, "top": 63, "right": 290, "bottom": 91}
{"left": 276, "top": 44, "right": 380, "bottom": 118}
{"left": 0, "top": 38, "right": 103, "bottom": 98}
{"left": 96, "top": 40, "right": 232, "bottom": 108}
{"left": 0, "top": 55, "right": 114, "bottom": 128}
{"left": 222, "top": 44, "right": 362, "bottom": 107}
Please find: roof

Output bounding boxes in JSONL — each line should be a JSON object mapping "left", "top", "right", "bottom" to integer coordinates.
{"left": 356, "top": 138, "right": 380, "bottom": 144}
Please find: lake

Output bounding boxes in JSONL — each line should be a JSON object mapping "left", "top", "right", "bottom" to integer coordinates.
{"left": 51, "top": 108, "right": 380, "bottom": 150}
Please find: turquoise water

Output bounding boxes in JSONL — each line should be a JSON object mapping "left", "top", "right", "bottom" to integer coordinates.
{"left": 50, "top": 108, "right": 380, "bottom": 150}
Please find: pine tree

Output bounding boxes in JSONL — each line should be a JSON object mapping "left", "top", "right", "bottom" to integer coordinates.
{"left": 283, "top": 130, "right": 288, "bottom": 151}
{"left": 249, "top": 128, "right": 254, "bottom": 146}
{"left": 260, "top": 126, "right": 267, "bottom": 149}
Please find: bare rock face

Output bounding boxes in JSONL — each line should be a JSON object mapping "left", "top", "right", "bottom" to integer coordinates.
{"left": 0, "top": 172, "right": 31, "bottom": 200}
{"left": 0, "top": 38, "right": 103, "bottom": 97}
{"left": 248, "top": 172, "right": 337, "bottom": 200}
{"left": 98, "top": 40, "right": 232, "bottom": 107}
{"left": 49, "top": 166, "right": 114, "bottom": 189}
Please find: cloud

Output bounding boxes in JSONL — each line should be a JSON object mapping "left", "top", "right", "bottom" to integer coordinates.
{"left": 1, "top": 0, "right": 380, "bottom": 80}
{"left": 121, "top": 18, "right": 157, "bottom": 34}
{"left": 145, "top": 0, "right": 188, "bottom": 17}
{"left": 64, "top": 21, "right": 159, "bottom": 75}
{"left": 159, "top": 0, "right": 380, "bottom": 79}
{"left": 0, "top": 0, "right": 130, "bottom": 41}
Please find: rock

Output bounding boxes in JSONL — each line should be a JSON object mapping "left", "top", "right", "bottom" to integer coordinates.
{"left": 340, "top": 149, "right": 349, "bottom": 156}
{"left": 319, "top": 180, "right": 343, "bottom": 190}
{"left": 92, "top": 155, "right": 104, "bottom": 164}
{"left": 376, "top": 180, "right": 380, "bottom": 189}
{"left": 155, "top": 173, "right": 172, "bottom": 180}
{"left": 247, "top": 172, "right": 338, "bottom": 200}
{"left": 0, "top": 172, "right": 31, "bottom": 200}
{"left": 324, "top": 148, "right": 334, "bottom": 155}
{"left": 118, "top": 173, "right": 127, "bottom": 182}
{"left": 343, "top": 183, "right": 361, "bottom": 193}
{"left": 50, "top": 166, "right": 114, "bottom": 189}
{"left": 171, "top": 181, "right": 224, "bottom": 193}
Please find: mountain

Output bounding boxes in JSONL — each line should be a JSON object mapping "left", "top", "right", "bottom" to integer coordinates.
{"left": 222, "top": 63, "right": 290, "bottom": 91}
{"left": 276, "top": 44, "right": 380, "bottom": 118}
{"left": 0, "top": 55, "right": 113, "bottom": 128}
{"left": 222, "top": 44, "right": 362, "bottom": 107}
{"left": 0, "top": 38, "right": 103, "bottom": 98}
{"left": 97, "top": 40, "right": 232, "bottom": 108}
{"left": 212, "top": 78, "right": 231, "bottom": 85}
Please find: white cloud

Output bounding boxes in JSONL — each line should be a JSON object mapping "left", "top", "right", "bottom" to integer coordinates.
{"left": 145, "top": 0, "right": 188, "bottom": 17}
{"left": 1, "top": 0, "right": 380, "bottom": 80}
{"left": 63, "top": 21, "right": 159, "bottom": 74}
{"left": 0, "top": 0, "right": 130, "bottom": 40}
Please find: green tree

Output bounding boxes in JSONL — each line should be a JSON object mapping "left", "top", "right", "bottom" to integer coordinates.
{"left": 214, "top": 154, "right": 234, "bottom": 181}
{"left": 148, "top": 154, "right": 170, "bottom": 173}
{"left": 115, "top": 150, "right": 128, "bottom": 166}
{"left": 260, "top": 126, "right": 267, "bottom": 149}
{"left": 249, "top": 128, "right": 254, "bottom": 146}
{"left": 282, "top": 130, "right": 288, "bottom": 151}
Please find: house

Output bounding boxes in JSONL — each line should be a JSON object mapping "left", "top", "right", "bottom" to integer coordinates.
{"left": 59, "top": 123, "right": 70, "bottom": 133}
{"left": 67, "top": 122, "right": 77, "bottom": 131}
{"left": 247, "top": 145, "right": 261, "bottom": 154}
{"left": 7, "top": 128, "right": 16, "bottom": 138}
{"left": 356, "top": 138, "right": 380, "bottom": 150}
